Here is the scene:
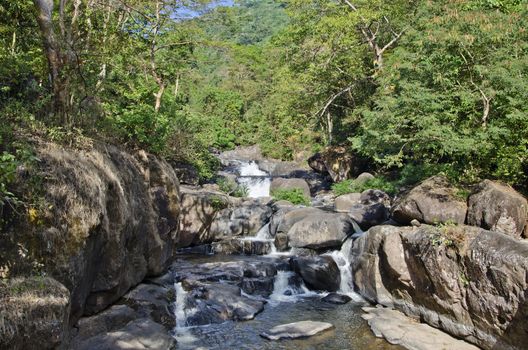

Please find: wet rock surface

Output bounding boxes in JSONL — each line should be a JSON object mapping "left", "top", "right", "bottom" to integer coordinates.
{"left": 291, "top": 256, "right": 341, "bottom": 292}
{"left": 362, "top": 307, "right": 480, "bottom": 350}
{"left": 322, "top": 293, "right": 352, "bottom": 304}
{"left": 261, "top": 320, "right": 334, "bottom": 340}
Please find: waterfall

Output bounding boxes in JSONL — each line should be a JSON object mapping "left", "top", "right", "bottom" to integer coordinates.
{"left": 268, "top": 271, "right": 318, "bottom": 305}
{"left": 324, "top": 221, "right": 364, "bottom": 301}
{"left": 173, "top": 283, "right": 198, "bottom": 346}
{"left": 236, "top": 161, "right": 271, "bottom": 198}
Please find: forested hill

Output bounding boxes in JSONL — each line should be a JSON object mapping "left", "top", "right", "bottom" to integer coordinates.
{"left": 1, "top": 0, "right": 528, "bottom": 197}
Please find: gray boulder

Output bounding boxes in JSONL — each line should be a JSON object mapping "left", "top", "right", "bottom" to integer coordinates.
{"left": 287, "top": 212, "right": 355, "bottom": 249}
{"left": 170, "top": 161, "right": 199, "bottom": 186}
{"left": 261, "top": 321, "right": 334, "bottom": 340}
{"left": 211, "top": 238, "right": 272, "bottom": 255}
{"left": 350, "top": 224, "right": 528, "bottom": 350}
{"left": 75, "top": 318, "right": 175, "bottom": 350}
{"left": 391, "top": 176, "right": 467, "bottom": 225}
{"left": 360, "top": 189, "right": 391, "bottom": 207}
{"left": 348, "top": 203, "right": 390, "bottom": 230}
{"left": 467, "top": 180, "right": 528, "bottom": 238}
{"left": 291, "top": 256, "right": 341, "bottom": 292}
{"left": 334, "top": 193, "right": 361, "bottom": 212}
{"left": 270, "top": 177, "right": 311, "bottom": 198}
{"left": 355, "top": 172, "right": 375, "bottom": 184}
{"left": 322, "top": 293, "right": 352, "bottom": 304}
{"left": 272, "top": 207, "right": 323, "bottom": 236}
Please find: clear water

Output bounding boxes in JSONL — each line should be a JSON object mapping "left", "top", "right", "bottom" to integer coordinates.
{"left": 237, "top": 161, "right": 271, "bottom": 198}
{"left": 172, "top": 254, "right": 404, "bottom": 350}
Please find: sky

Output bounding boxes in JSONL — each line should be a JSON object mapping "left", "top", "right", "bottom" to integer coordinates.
{"left": 174, "top": 0, "right": 235, "bottom": 20}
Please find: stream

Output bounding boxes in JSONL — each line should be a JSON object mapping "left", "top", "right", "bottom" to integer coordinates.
{"left": 169, "top": 159, "right": 403, "bottom": 349}
{"left": 171, "top": 254, "right": 404, "bottom": 350}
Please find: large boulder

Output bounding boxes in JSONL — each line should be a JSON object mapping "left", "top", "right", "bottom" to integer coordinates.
{"left": 334, "top": 193, "right": 361, "bottom": 212}
{"left": 350, "top": 224, "right": 528, "bottom": 350}
{"left": 291, "top": 256, "right": 340, "bottom": 292}
{"left": 287, "top": 212, "right": 355, "bottom": 249}
{"left": 74, "top": 318, "right": 175, "bottom": 350}
{"left": 4, "top": 142, "right": 181, "bottom": 323}
{"left": 170, "top": 161, "right": 199, "bottom": 186}
{"left": 391, "top": 176, "right": 467, "bottom": 225}
{"left": 211, "top": 238, "right": 272, "bottom": 255}
{"left": 348, "top": 203, "right": 390, "bottom": 230}
{"left": 467, "top": 180, "right": 527, "bottom": 238}
{"left": 0, "top": 277, "right": 70, "bottom": 350}
{"left": 270, "top": 177, "right": 311, "bottom": 198}
{"left": 308, "top": 147, "right": 369, "bottom": 182}
{"left": 179, "top": 190, "right": 272, "bottom": 246}
{"left": 271, "top": 207, "right": 323, "bottom": 236}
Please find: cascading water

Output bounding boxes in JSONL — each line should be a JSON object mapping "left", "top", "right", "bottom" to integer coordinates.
{"left": 324, "top": 221, "right": 364, "bottom": 301}
{"left": 236, "top": 161, "right": 271, "bottom": 198}
{"left": 268, "top": 271, "right": 320, "bottom": 306}
{"left": 173, "top": 282, "right": 198, "bottom": 346}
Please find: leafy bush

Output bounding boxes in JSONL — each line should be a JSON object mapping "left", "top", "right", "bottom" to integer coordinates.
{"left": 332, "top": 176, "right": 397, "bottom": 196}
{"left": 272, "top": 188, "right": 310, "bottom": 206}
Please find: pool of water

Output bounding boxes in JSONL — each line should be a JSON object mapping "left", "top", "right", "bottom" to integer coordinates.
{"left": 172, "top": 254, "right": 404, "bottom": 350}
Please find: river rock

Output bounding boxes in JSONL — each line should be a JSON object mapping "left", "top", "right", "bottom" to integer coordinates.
{"left": 261, "top": 320, "right": 334, "bottom": 340}
{"left": 350, "top": 224, "right": 528, "bottom": 350}
{"left": 0, "top": 277, "right": 70, "bottom": 350}
{"left": 322, "top": 293, "right": 352, "bottom": 304}
{"left": 170, "top": 161, "right": 199, "bottom": 185}
{"left": 307, "top": 152, "right": 328, "bottom": 174}
{"left": 270, "top": 177, "right": 311, "bottom": 198}
{"left": 360, "top": 189, "right": 391, "bottom": 207}
{"left": 274, "top": 232, "right": 289, "bottom": 251}
{"left": 355, "top": 172, "right": 375, "bottom": 184}
{"left": 74, "top": 318, "right": 175, "bottom": 350}
{"left": 291, "top": 256, "right": 341, "bottom": 292}
{"left": 184, "top": 281, "right": 265, "bottom": 325}
{"left": 391, "top": 176, "right": 467, "bottom": 225}
{"left": 287, "top": 212, "right": 355, "bottom": 249}
{"left": 7, "top": 143, "right": 181, "bottom": 323}
{"left": 335, "top": 193, "right": 361, "bottom": 212}
{"left": 467, "top": 180, "right": 528, "bottom": 238}
{"left": 218, "top": 145, "right": 263, "bottom": 164}
{"left": 348, "top": 203, "right": 390, "bottom": 229}
{"left": 362, "top": 307, "right": 480, "bottom": 350}
{"left": 180, "top": 190, "right": 272, "bottom": 246}
{"left": 211, "top": 238, "right": 272, "bottom": 255}
{"left": 272, "top": 207, "right": 323, "bottom": 235}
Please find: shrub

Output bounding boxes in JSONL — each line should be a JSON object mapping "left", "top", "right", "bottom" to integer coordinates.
{"left": 272, "top": 188, "right": 310, "bottom": 206}
{"left": 332, "top": 176, "right": 397, "bottom": 196}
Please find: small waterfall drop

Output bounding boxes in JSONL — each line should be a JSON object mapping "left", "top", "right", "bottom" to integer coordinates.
{"left": 237, "top": 161, "right": 271, "bottom": 198}
{"left": 324, "top": 222, "right": 364, "bottom": 301}
{"left": 173, "top": 282, "right": 198, "bottom": 346}
{"left": 268, "top": 271, "right": 318, "bottom": 305}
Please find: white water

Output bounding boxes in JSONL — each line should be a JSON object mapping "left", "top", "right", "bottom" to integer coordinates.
{"left": 268, "top": 271, "right": 324, "bottom": 306}
{"left": 173, "top": 282, "right": 199, "bottom": 346}
{"left": 237, "top": 161, "right": 271, "bottom": 198}
{"left": 324, "top": 223, "right": 364, "bottom": 302}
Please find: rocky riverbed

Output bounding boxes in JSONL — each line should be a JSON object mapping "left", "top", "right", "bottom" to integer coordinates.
{"left": 2, "top": 144, "right": 528, "bottom": 350}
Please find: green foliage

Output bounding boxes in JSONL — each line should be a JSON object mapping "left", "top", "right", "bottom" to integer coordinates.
{"left": 210, "top": 195, "right": 228, "bottom": 211}
{"left": 351, "top": 1, "right": 528, "bottom": 186}
{"left": 271, "top": 188, "right": 310, "bottom": 206}
{"left": 0, "top": 152, "right": 17, "bottom": 202}
{"left": 332, "top": 177, "right": 397, "bottom": 196}
{"left": 217, "top": 178, "right": 249, "bottom": 197}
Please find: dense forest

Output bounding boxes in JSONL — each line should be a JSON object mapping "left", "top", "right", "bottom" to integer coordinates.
{"left": 1, "top": 0, "right": 527, "bottom": 202}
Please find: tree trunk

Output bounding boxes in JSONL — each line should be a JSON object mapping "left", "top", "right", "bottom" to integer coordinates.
{"left": 33, "top": 0, "right": 70, "bottom": 123}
